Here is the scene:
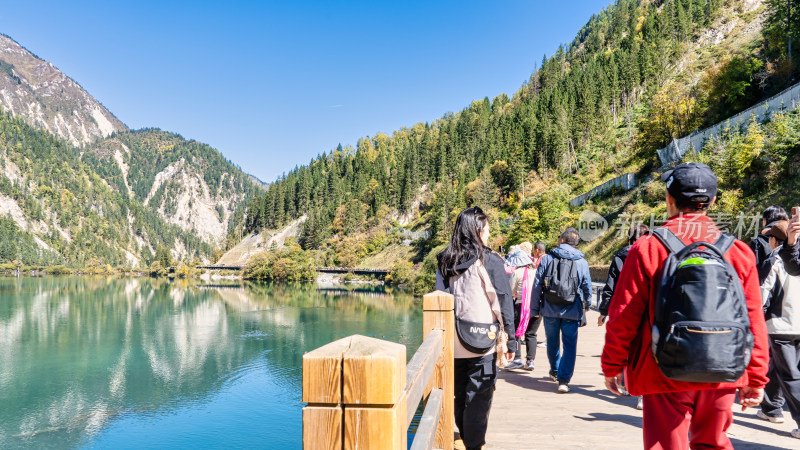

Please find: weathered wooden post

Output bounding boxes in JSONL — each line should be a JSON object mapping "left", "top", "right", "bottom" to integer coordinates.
{"left": 423, "top": 291, "right": 454, "bottom": 450}
{"left": 302, "top": 335, "right": 407, "bottom": 449}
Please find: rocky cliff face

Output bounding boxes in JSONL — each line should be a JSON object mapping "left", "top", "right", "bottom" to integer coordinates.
{"left": 0, "top": 34, "right": 127, "bottom": 146}
{"left": 87, "top": 129, "right": 257, "bottom": 245}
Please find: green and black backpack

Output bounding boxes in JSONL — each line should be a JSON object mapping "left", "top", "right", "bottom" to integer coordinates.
{"left": 650, "top": 228, "right": 753, "bottom": 383}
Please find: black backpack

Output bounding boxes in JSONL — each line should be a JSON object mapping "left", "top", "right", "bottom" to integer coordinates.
{"left": 542, "top": 254, "right": 580, "bottom": 306}
{"left": 650, "top": 228, "right": 754, "bottom": 383}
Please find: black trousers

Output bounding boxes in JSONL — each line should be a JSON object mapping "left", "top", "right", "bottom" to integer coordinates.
{"left": 760, "top": 336, "right": 800, "bottom": 426}
{"left": 760, "top": 343, "right": 786, "bottom": 418}
{"left": 454, "top": 353, "right": 497, "bottom": 450}
{"left": 513, "top": 302, "right": 542, "bottom": 361}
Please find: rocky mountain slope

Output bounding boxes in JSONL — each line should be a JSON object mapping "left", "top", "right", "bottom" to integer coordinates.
{"left": 0, "top": 111, "right": 212, "bottom": 267}
{"left": 217, "top": 215, "right": 306, "bottom": 266}
{"left": 86, "top": 129, "right": 257, "bottom": 244}
{"left": 0, "top": 34, "right": 259, "bottom": 267}
{"left": 0, "top": 34, "right": 127, "bottom": 146}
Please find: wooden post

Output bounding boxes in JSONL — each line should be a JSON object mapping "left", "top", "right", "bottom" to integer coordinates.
{"left": 423, "top": 291, "right": 455, "bottom": 450}
{"left": 303, "top": 334, "right": 407, "bottom": 449}
{"left": 302, "top": 336, "right": 352, "bottom": 449}
{"left": 343, "top": 335, "right": 407, "bottom": 449}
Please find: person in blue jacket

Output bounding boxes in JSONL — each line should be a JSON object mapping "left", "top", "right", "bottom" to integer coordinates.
{"left": 530, "top": 227, "right": 592, "bottom": 393}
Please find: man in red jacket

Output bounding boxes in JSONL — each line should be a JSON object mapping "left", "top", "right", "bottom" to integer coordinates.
{"left": 601, "top": 162, "right": 769, "bottom": 449}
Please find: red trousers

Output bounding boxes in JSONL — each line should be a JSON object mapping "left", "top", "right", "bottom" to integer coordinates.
{"left": 642, "top": 389, "right": 736, "bottom": 450}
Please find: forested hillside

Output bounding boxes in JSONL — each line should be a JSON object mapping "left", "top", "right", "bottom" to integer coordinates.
{"left": 243, "top": 0, "right": 799, "bottom": 287}
{"left": 86, "top": 129, "right": 256, "bottom": 244}
{"left": 0, "top": 108, "right": 261, "bottom": 269}
{"left": 0, "top": 111, "right": 212, "bottom": 267}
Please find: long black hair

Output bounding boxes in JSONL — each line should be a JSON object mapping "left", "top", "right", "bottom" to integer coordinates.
{"left": 437, "top": 206, "right": 489, "bottom": 278}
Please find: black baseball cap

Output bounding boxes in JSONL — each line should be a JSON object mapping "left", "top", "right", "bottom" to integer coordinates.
{"left": 661, "top": 162, "right": 717, "bottom": 205}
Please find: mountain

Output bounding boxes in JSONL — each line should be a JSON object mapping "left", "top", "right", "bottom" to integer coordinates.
{"left": 85, "top": 129, "right": 257, "bottom": 243}
{"left": 0, "top": 35, "right": 259, "bottom": 268}
{"left": 240, "top": 0, "right": 798, "bottom": 286}
{"left": 0, "top": 111, "right": 212, "bottom": 267}
{"left": 246, "top": 174, "right": 269, "bottom": 190}
{"left": 0, "top": 34, "right": 127, "bottom": 146}
{"left": 247, "top": 0, "right": 764, "bottom": 238}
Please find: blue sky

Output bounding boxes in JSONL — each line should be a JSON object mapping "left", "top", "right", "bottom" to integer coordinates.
{"left": 1, "top": 0, "right": 612, "bottom": 182}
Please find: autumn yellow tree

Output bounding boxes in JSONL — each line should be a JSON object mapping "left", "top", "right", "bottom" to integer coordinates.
{"left": 638, "top": 81, "right": 704, "bottom": 151}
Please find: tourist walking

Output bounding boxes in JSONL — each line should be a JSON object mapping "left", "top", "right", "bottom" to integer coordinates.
{"left": 532, "top": 241, "right": 546, "bottom": 265}
{"left": 532, "top": 242, "right": 547, "bottom": 350}
{"left": 504, "top": 245, "right": 540, "bottom": 371}
{"left": 437, "top": 206, "right": 516, "bottom": 450}
{"left": 601, "top": 162, "right": 769, "bottom": 449}
{"left": 752, "top": 207, "right": 791, "bottom": 425}
{"left": 531, "top": 227, "right": 592, "bottom": 393}
{"left": 779, "top": 207, "right": 800, "bottom": 276}
{"left": 598, "top": 224, "right": 649, "bottom": 409}
{"left": 751, "top": 206, "right": 789, "bottom": 284}
{"left": 757, "top": 220, "right": 800, "bottom": 439}
{"left": 598, "top": 224, "right": 650, "bottom": 324}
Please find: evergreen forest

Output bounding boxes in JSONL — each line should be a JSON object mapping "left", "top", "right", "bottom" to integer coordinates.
{"left": 242, "top": 0, "right": 800, "bottom": 288}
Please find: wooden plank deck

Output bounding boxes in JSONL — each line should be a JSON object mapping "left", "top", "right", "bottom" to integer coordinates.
{"left": 481, "top": 309, "right": 798, "bottom": 450}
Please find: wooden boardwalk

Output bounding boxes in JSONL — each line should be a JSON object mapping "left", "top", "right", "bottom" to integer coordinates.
{"left": 483, "top": 310, "right": 798, "bottom": 450}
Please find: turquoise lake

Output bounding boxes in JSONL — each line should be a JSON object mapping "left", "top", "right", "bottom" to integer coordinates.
{"left": 0, "top": 277, "right": 423, "bottom": 449}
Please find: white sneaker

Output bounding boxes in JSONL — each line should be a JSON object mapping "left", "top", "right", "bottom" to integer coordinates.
{"left": 791, "top": 429, "right": 800, "bottom": 439}
{"left": 636, "top": 397, "right": 643, "bottom": 410}
{"left": 503, "top": 360, "right": 524, "bottom": 371}
{"left": 558, "top": 382, "right": 570, "bottom": 393}
{"left": 524, "top": 359, "right": 535, "bottom": 371}
{"left": 756, "top": 410, "right": 785, "bottom": 423}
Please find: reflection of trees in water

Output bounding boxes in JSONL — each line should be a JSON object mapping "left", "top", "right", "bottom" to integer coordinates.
{"left": 0, "top": 277, "right": 423, "bottom": 447}
{"left": 0, "top": 277, "right": 248, "bottom": 446}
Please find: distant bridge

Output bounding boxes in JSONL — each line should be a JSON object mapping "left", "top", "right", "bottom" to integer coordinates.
{"left": 195, "top": 265, "right": 243, "bottom": 271}
{"left": 318, "top": 288, "right": 389, "bottom": 298}
{"left": 191, "top": 265, "right": 390, "bottom": 278}
{"left": 316, "top": 267, "right": 390, "bottom": 279}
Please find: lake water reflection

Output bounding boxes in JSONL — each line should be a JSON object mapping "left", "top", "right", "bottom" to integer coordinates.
{"left": 0, "top": 277, "right": 422, "bottom": 449}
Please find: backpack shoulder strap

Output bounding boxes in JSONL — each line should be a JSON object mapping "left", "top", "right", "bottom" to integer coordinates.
{"left": 652, "top": 228, "right": 685, "bottom": 255}
{"left": 475, "top": 260, "right": 504, "bottom": 326}
{"left": 713, "top": 233, "right": 736, "bottom": 255}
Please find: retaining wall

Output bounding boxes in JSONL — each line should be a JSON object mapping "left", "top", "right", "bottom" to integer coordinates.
{"left": 657, "top": 81, "right": 800, "bottom": 166}
{"left": 569, "top": 173, "right": 638, "bottom": 207}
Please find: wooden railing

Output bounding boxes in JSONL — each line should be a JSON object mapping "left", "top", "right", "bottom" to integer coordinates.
{"left": 302, "top": 291, "right": 454, "bottom": 449}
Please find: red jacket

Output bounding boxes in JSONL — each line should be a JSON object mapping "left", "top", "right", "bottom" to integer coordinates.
{"left": 601, "top": 214, "right": 769, "bottom": 395}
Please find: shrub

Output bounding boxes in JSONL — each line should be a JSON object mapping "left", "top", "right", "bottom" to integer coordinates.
{"left": 386, "top": 260, "right": 414, "bottom": 286}
{"left": 48, "top": 265, "right": 72, "bottom": 275}
{"left": 243, "top": 244, "right": 316, "bottom": 281}
{"left": 149, "top": 261, "right": 168, "bottom": 277}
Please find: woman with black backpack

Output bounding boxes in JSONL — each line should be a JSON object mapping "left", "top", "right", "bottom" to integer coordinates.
{"left": 437, "top": 206, "right": 516, "bottom": 450}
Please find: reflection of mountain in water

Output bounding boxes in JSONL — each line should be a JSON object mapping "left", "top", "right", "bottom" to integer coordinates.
{"left": 0, "top": 278, "right": 421, "bottom": 448}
